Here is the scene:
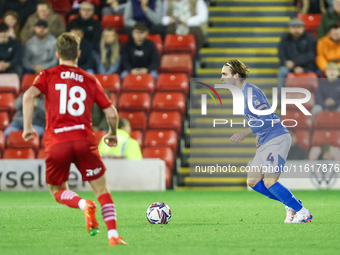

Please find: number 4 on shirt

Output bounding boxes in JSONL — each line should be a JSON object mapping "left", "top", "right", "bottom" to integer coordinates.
{"left": 267, "top": 153, "right": 274, "bottom": 164}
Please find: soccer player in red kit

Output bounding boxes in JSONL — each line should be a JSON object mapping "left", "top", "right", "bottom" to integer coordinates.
{"left": 22, "top": 32, "right": 127, "bottom": 246}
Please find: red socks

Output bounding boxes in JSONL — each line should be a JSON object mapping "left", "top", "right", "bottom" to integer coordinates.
{"left": 54, "top": 190, "right": 82, "bottom": 209}
{"left": 98, "top": 193, "right": 117, "bottom": 230}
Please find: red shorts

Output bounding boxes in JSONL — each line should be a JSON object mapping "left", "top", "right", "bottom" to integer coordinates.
{"left": 45, "top": 140, "right": 106, "bottom": 186}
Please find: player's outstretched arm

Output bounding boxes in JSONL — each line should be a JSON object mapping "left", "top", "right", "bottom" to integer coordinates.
{"left": 22, "top": 86, "right": 41, "bottom": 141}
{"left": 230, "top": 127, "right": 253, "bottom": 143}
{"left": 103, "top": 104, "right": 119, "bottom": 147}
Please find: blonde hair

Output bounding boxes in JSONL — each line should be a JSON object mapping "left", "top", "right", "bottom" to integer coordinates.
{"left": 56, "top": 32, "right": 80, "bottom": 61}
{"left": 3, "top": 11, "right": 20, "bottom": 40}
{"left": 100, "top": 28, "right": 120, "bottom": 68}
{"left": 326, "top": 62, "right": 340, "bottom": 71}
{"left": 224, "top": 59, "right": 250, "bottom": 79}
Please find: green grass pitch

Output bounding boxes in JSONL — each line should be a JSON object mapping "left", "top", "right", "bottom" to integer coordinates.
{"left": 1, "top": 190, "right": 340, "bottom": 255}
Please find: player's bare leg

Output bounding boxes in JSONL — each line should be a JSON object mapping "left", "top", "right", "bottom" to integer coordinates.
{"left": 48, "top": 182, "right": 99, "bottom": 235}
{"left": 89, "top": 174, "right": 127, "bottom": 245}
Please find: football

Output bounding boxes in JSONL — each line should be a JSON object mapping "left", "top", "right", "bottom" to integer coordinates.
{"left": 146, "top": 202, "right": 172, "bottom": 224}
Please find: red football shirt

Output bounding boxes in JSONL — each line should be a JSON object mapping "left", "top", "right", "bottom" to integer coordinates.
{"left": 33, "top": 65, "right": 112, "bottom": 147}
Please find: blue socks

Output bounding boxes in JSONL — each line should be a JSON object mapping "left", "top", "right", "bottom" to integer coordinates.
{"left": 252, "top": 180, "right": 280, "bottom": 201}
{"left": 268, "top": 182, "right": 303, "bottom": 212}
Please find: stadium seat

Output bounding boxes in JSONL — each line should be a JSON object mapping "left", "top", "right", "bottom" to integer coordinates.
{"left": 3, "top": 148, "right": 36, "bottom": 159}
{"left": 285, "top": 92, "right": 315, "bottom": 111}
{"left": 160, "top": 54, "right": 193, "bottom": 76}
{"left": 93, "top": 130, "right": 107, "bottom": 145}
{"left": 146, "top": 34, "right": 163, "bottom": 56}
{"left": 122, "top": 74, "right": 155, "bottom": 93}
{"left": 118, "top": 34, "right": 129, "bottom": 46}
{"left": 282, "top": 111, "right": 313, "bottom": 130}
{"left": 130, "top": 130, "right": 143, "bottom": 148}
{"left": 7, "top": 131, "right": 40, "bottom": 151}
{"left": 315, "top": 111, "right": 340, "bottom": 129}
{"left": 285, "top": 72, "right": 318, "bottom": 92}
{"left": 119, "top": 111, "right": 147, "bottom": 131}
{"left": 297, "top": 14, "right": 322, "bottom": 37}
{"left": 118, "top": 92, "right": 151, "bottom": 112}
{"left": 142, "top": 146, "right": 175, "bottom": 170}
{"left": 94, "top": 74, "right": 120, "bottom": 93}
{"left": 152, "top": 92, "right": 186, "bottom": 115}
{"left": 295, "top": 129, "right": 311, "bottom": 151}
{"left": 165, "top": 166, "right": 172, "bottom": 189}
{"left": 21, "top": 74, "right": 38, "bottom": 92}
{"left": 68, "top": 14, "right": 99, "bottom": 23}
{"left": 312, "top": 130, "right": 340, "bottom": 147}
{"left": 148, "top": 111, "right": 182, "bottom": 134}
{"left": 0, "top": 130, "right": 4, "bottom": 152}
{"left": 156, "top": 73, "right": 189, "bottom": 95}
{"left": 144, "top": 130, "right": 178, "bottom": 153}
{"left": 110, "top": 93, "right": 117, "bottom": 107}
{"left": 0, "top": 93, "right": 15, "bottom": 112}
{"left": 48, "top": 0, "right": 71, "bottom": 15}
{"left": 101, "top": 14, "right": 124, "bottom": 31}
{"left": 0, "top": 73, "right": 20, "bottom": 95}
{"left": 0, "top": 112, "right": 10, "bottom": 130}
{"left": 164, "top": 34, "right": 196, "bottom": 58}
{"left": 37, "top": 148, "right": 45, "bottom": 159}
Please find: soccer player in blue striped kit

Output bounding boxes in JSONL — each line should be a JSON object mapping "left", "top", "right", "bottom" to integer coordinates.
{"left": 221, "top": 59, "right": 312, "bottom": 223}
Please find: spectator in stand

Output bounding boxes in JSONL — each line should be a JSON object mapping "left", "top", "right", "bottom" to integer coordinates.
{"left": 309, "top": 143, "right": 340, "bottom": 160}
{"left": 277, "top": 18, "right": 317, "bottom": 89}
{"left": 67, "top": 1, "right": 102, "bottom": 54}
{"left": 120, "top": 22, "right": 159, "bottom": 79}
{"left": 22, "top": 20, "right": 58, "bottom": 74}
{"left": 102, "top": 0, "right": 127, "bottom": 15}
{"left": 70, "top": 0, "right": 102, "bottom": 16}
{"left": 0, "top": 0, "right": 38, "bottom": 28}
{"left": 287, "top": 129, "right": 308, "bottom": 160}
{"left": 162, "top": 0, "right": 209, "bottom": 51}
{"left": 4, "top": 94, "right": 45, "bottom": 138}
{"left": 98, "top": 28, "right": 120, "bottom": 74}
{"left": 70, "top": 26, "right": 95, "bottom": 74}
{"left": 20, "top": 1, "right": 66, "bottom": 44}
{"left": 318, "top": 0, "right": 340, "bottom": 38}
{"left": 124, "top": 0, "right": 163, "bottom": 35}
{"left": 3, "top": 11, "right": 21, "bottom": 40}
{"left": 0, "top": 23, "right": 23, "bottom": 78}
{"left": 299, "top": 0, "right": 327, "bottom": 14}
{"left": 98, "top": 118, "right": 142, "bottom": 159}
{"left": 312, "top": 62, "right": 340, "bottom": 115}
{"left": 316, "top": 24, "right": 340, "bottom": 73}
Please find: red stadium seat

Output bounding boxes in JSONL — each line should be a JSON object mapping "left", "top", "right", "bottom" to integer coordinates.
{"left": 144, "top": 130, "right": 178, "bottom": 153}
{"left": 148, "top": 111, "right": 182, "bottom": 134}
{"left": 315, "top": 111, "right": 340, "bottom": 129}
{"left": 118, "top": 34, "right": 129, "bottom": 46}
{"left": 110, "top": 93, "right": 117, "bottom": 107}
{"left": 130, "top": 130, "right": 143, "bottom": 148}
{"left": 68, "top": 14, "right": 99, "bottom": 23}
{"left": 94, "top": 74, "right": 120, "bottom": 93}
{"left": 142, "top": 146, "right": 175, "bottom": 170}
{"left": 118, "top": 92, "right": 151, "bottom": 112}
{"left": 101, "top": 14, "right": 124, "bottom": 31}
{"left": 156, "top": 73, "right": 189, "bottom": 95}
{"left": 285, "top": 92, "right": 315, "bottom": 111}
{"left": 0, "top": 130, "right": 4, "bottom": 151}
{"left": 0, "top": 93, "right": 15, "bottom": 112}
{"left": 312, "top": 130, "right": 340, "bottom": 147}
{"left": 0, "top": 112, "right": 10, "bottom": 130}
{"left": 164, "top": 34, "right": 196, "bottom": 58}
{"left": 147, "top": 34, "right": 163, "bottom": 56}
{"left": 0, "top": 73, "right": 20, "bottom": 94}
{"left": 295, "top": 129, "right": 311, "bottom": 151}
{"left": 160, "top": 54, "right": 193, "bottom": 76}
{"left": 122, "top": 74, "right": 155, "bottom": 93}
{"left": 285, "top": 73, "right": 318, "bottom": 92}
{"left": 297, "top": 14, "right": 322, "bottom": 37}
{"left": 152, "top": 92, "right": 186, "bottom": 115}
{"left": 21, "top": 74, "right": 38, "bottom": 92}
{"left": 282, "top": 111, "right": 313, "bottom": 130}
{"left": 7, "top": 131, "right": 40, "bottom": 151}
{"left": 93, "top": 130, "right": 107, "bottom": 145}
{"left": 3, "top": 148, "right": 36, "bottom": 159}
{"left": 48, "top": 0, "right": 71, "bottom": 15}
{"left": 37, "top": 148, "right": 45, "bottom": 159}
{"left": 165, "top": 166, "right": 172, "bottom": 189}
{"left": 119, "top": 111, "right": 147, "bottom": 131}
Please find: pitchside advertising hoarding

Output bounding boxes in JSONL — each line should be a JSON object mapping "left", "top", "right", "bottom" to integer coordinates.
{"left": 189, "top": 78, "right": 340, "bottom": 189}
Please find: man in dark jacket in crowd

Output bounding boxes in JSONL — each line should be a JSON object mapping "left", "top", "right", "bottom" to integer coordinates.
{"left": 277, "top": 18, "right": 317, "bottom": 89}
{"left": 0, "top": 23, "right": 23, "bottom": 77}
{"left": 318, "top": 0, "right": 340, "bottom": 38}
{"left": 120, "top": 22, "right": 159, "bottom": 79}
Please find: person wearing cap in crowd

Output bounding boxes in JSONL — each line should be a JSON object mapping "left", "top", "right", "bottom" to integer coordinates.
{"left": 316, "top": 24, "right": 340, "bottom": 73}
{"left": 22, "top": 20, "right": 58, "bottom": 74}
{"left": 20, "top": 1, "right": 65, "bottom": 44}
{"left": 277, "top": 18, "right": 317, "bottom": 89}
{"left": 318, "top": 0, "right": 340, "bottom": 38}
